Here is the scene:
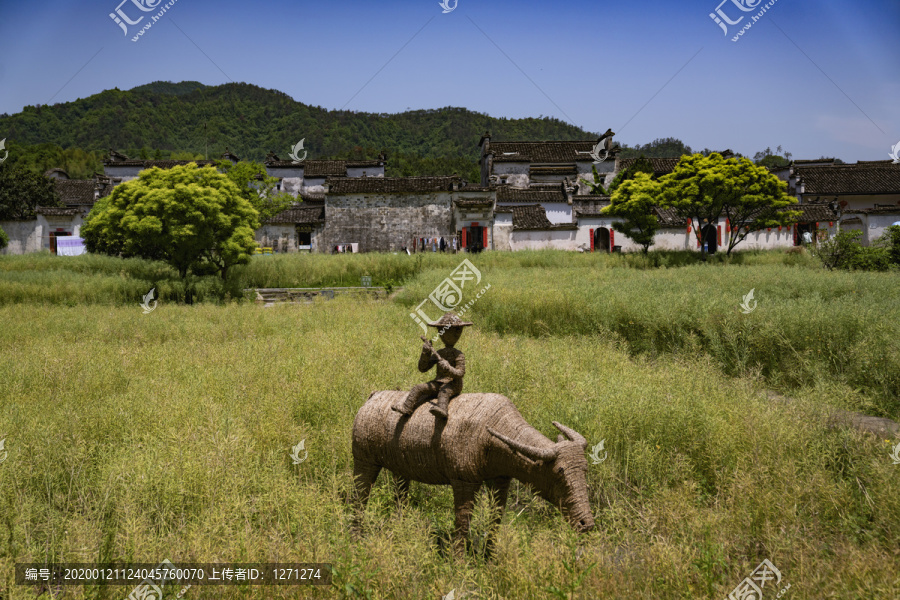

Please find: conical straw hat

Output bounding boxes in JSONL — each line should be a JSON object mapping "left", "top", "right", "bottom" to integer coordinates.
{"left": 427, "top": 311, "right": 474, "bottom": 328}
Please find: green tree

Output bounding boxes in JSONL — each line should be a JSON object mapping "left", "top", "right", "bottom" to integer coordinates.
{"left": 657, "top": 153, "right": 797, "bottom": 255}
{"left": 600, "top": 172, "right": 661, "bottom": 253}
{"left": 0, "top": 163, "right": 62, "bottom": 220}
{"left": 216, "top": 160, "right": 295, "bottom": 221}
{"left": 0, "top": 225, "right": 9, "bottom": 251}
{"left": 607, "top": 155, "right": 655, "bottom": 194}
{"left": 617, "top": 137, "right": 692, "bottom": 159}
{"left": 82, "top": 163, "right": 259, "bottom": 280}
{"left": 752, "top": 145, "right": 792, "bottom": 169}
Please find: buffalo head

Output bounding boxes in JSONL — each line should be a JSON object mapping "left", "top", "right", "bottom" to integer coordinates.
{"left": 488, "top": 421, "right": 595, "bottom": 532}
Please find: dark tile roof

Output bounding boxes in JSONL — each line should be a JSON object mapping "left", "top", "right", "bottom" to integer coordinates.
{"left": 529, "top": 164, "right": 578, "bottom": 176}
{"left": 303, "top": 160, "right": 349, "bottom": 177}
{"left": 326, "top": 176, "right": 460, "bottom": 194}
{"left": 793, "top": 203, "right": 837, "bottom": 221}
{"left": 792, "top": 158, "right": 838, "bottom": 166}
{"left": 796, "top": 164, "right": 900, "bottom": 195}
{"left": 299, "top": 191, "right": 325, "bottom": 202}
{"left": 347, "top": 160, "right": 384, "bottom": 168}
{"left": 855, "top": 160, "right": 895, "bottom": 166}
{"left": 653, "top": 207, "right": 683, "bottom": 227}
{"left": 512, "top": 204, "right": 553, "bottom": 230}
{"left": 265, "top": 159, "right": 383, "bottom": 172}
{"left": 264, "top": 205, "right": 325, "bottom": 225}
{"left": 497, "top": 186, "right": 567, "bottom": 203}
{"left": 35, "top": 206, "right": 79, "bottom": 217}
{"left": 54, "top": 180, "right": 96, "bottom": 206}
{"left": 844, "top": 206, "right": 900, "bottom": 215}
{"left": 266, "top": 160, "right": 307, "bottom": 168}
{"left": 489, "top": 141, "right": 602, "bottom": 163}
{"left": 616, "top": 157, "right": 680, "bottom": 176}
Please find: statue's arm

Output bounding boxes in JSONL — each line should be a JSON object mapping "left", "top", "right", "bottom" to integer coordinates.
{"left": 439, "top": 352, "right": 465, "bottom": 378}
{"left": 418, "top": 347, "right": 437, "bottom": 372}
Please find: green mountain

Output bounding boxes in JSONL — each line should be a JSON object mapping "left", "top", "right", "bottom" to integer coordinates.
{"left": 0, "top": 81, "right": 609, "bottom": 181}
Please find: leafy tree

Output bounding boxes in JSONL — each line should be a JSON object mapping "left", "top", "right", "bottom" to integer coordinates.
{"left": 720, "top": 177, "right": 799, "bottom": 255}
{"left": 0, "top": 163, "right": 62, "bottom": 220}
{"left": 752, "top": 145, "right": 792, "bottom": 169}
{"left": 3, "top": 141, "right": 104, "bottom": 179}
{"left": 601, "top": 172, "right": 661, "bottom": 253}
{"left": 216, "top": 160, "right": 295, "bottom": 221}
{"left": 657, "top": 153, "right": 798, "bottom": 255}
{"left": 617, "top": 137, "right": 692, "bottom": 159}
{"left": 0, "top": 225, "right": 9, "bottom": 251}
{"left": 607, "top": 155, "right": 655, "bottom": 194}
{"left": 82, "top": 163, "right": 259, "bottom": 280}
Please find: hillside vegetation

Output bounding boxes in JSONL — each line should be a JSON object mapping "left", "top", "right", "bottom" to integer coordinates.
{"left": 0, "top": 81, "right": 695, "bottom": 180}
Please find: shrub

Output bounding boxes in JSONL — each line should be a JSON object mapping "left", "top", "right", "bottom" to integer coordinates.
{"left": 874, "top": 224, "right": 900, "bottom": 266}
{"left": 814, "top": 229, "right": 891, "bottom": 271}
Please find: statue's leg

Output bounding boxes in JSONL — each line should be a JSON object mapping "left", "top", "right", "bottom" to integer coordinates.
{"left": 450, "top": 480, "right": 481, "bottom": 557}
{"left": 392, "top": 382, "right": 437, "bottom": 415}
{"left": 351, "top": 460, "right": 381, "bottom": 532}
{"left": 429, "top": 384, "right": 454, "bottom": 419}
{"left": 484, "top": 477, "right": 511, "bottom": 558}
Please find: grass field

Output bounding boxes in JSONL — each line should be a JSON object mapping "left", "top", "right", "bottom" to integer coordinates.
{"left": 1, "top": 250, "right": 899, "bottom": 599}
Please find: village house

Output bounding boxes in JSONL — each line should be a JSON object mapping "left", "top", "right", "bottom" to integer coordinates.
{"left": 257, "top": 152, "right": 386, "bottom": 252}
{"left": 0, "top": 169, "right": 115, "bottom": 254}
{"left": 3, "top": 140, "right": 899, "bottom": 256}
{"left": 321, "top": 176, "right": 492, "bottom": 253}
{"left": 786, "top": 159, "right": 900, "bottom": 245}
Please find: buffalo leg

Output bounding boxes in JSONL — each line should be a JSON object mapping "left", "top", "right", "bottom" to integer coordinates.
{"left": 450, "top": 480, "right": 481, "bottom": 556}
{"left": 484, "top": 477, "right": 511, "bottom": 557}
{"left": 351, "top": 461, "right": 381, "bottom": 531}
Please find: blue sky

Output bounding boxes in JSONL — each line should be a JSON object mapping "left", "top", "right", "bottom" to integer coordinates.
{"left": 0, "top": 0, "right": 898, "bottom": 161}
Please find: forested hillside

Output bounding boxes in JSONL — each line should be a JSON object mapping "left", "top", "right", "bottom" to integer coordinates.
{"left": 0, "top": 81, "right": 694, "bottom": 180}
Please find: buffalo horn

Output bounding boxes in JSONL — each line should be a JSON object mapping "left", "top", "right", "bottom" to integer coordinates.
{"left": 488, "top": 428, "right": 558, "bottom": 462}
{"left": 552, "top": 422, "right": 587, "bottom": 447}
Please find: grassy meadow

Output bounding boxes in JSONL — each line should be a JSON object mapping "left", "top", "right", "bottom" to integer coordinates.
{"left": 1, "top": 249, "right": 899, "bottom": 599}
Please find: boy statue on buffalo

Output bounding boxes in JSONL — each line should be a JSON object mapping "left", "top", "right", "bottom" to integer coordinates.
{"left": 392, "top": 311, "right": 472, "bottom": 419}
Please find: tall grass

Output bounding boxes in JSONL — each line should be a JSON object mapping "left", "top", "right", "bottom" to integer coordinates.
{"left": 1, "top": 300, "right": 898, "bottom": 598}
{"left": 0, "top": 249, "right": 820, "bottom": 306}
{"left": 3, "top": 249, "right": 897, "bottom": 415}
{"left": 399, "top": 259, "right": 900, "bottom": 418}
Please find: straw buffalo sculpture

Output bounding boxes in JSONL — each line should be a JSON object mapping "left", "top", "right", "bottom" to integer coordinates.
{"left": 351, "top": 390, "right": 595, "bottom": 553}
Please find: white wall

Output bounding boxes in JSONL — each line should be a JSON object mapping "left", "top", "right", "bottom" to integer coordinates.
{"left": 0, "top": 220, "right": 43, "bottom": 254}
{"left": 863, "top": 213, "right": 900, "bottom": 244}
{"left": 510, "top": 228, "right": 578, "bottom": 251}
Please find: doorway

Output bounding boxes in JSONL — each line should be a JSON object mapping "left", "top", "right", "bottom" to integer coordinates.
{"left": 48, "top": 229, "right": 71, "bottom": 255}
{"left": 594, "top": 228, "right": 610, "bottom": 252}
{"left": 701, "top": 224, "right": 717, "bottom": 254}
{"left": 467, "top": 226, "right": 484, "bottom": 253}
